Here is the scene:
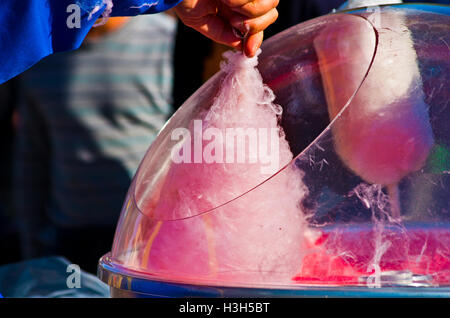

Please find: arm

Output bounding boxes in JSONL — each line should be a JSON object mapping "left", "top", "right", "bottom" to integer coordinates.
{"left": 0, "top": 0, "right": 182, "bottom": 84}
{"left": 0, "top": 0, "right": 278, "bottom": 84}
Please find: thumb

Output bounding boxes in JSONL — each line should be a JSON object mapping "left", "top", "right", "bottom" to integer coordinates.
{"left": 244, "top": 31, "right": 264, "bottom": 57}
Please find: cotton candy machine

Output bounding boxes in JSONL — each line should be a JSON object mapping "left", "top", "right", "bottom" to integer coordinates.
{"left": 98, "top": 3, "right": 450, "bottom": 297}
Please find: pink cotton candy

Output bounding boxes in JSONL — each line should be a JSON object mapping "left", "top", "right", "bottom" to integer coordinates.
{"left": 314, "top": 11, "right": 434, "bottom": 187}
{"left": 136, "top": 50, "right": 310, "bottom": 283}
{"left": 153, "top": 50, "right": 295, "bottom": 219}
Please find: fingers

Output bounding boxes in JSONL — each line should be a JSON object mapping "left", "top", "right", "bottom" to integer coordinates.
{"left": 189, "top": 14, "right": 243, "bottom": 51}
{"left": 220, "top": 0, "right": 278, "bottom": 56}
{"left": 174, "top": 1, "right": 242, "bottom": 50}
{"left": 174, "top": 0, "right": 275, "bottom": 54}
{"left": 222, "top": 0, "right": 279, "bottom": 18}
{"left": 229, "top": 7, "right": 278, "bottom": 35}
{"left": 244, "top": 31, "right": 264, "bottom": 57}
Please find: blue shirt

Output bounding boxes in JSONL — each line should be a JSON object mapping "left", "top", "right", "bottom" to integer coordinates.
{"left": 0, "top": 0, "right": 182, "bottom": 84}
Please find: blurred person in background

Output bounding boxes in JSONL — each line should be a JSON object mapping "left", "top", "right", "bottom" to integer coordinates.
{"left": 13, "top": 14, "right": 176, "bottom": 273}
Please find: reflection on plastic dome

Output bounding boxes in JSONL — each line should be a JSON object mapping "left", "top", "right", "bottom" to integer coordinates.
{"left": 101, "top": 4, "right": 450, "bottom": 290}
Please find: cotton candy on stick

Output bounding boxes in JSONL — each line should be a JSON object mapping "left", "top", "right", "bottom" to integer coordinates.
{"left": 138, "top": 50, "right": 309, "bottom": 283}
{"left": 314, "top": 12, "right": 434, "bottom": 219}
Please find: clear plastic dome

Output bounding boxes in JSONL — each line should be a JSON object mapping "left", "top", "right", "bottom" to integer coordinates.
{"left": 99, "top": 4, "right": 450, "bottom": 294}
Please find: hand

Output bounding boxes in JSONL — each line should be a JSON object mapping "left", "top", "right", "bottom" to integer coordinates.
{"left": 174, "top": 0, "right": 279, "bottom": 57}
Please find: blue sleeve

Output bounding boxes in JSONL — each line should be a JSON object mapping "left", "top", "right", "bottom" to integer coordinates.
{"left": 0, "top": 0, "right": 182, "bottom": 84}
